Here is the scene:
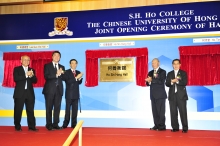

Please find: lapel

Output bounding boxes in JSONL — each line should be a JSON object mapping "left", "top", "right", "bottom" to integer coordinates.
{"left": 150, "top": 70, "right": 153, "bottom": 76}
{"left": 58, "top": 63, "right": 64, "bottom": 70}
{"left": 20, "top": 66, "right": 26, "bottom": 76}
{"left": 151, "top": 70, "right": 154, "bottom": 77}
{"left": 28, "top": 66, "right": 32, "bottom": 72}
{"left": 177, "top": 70, "right": 181, "bottom": 77}
{"left": 50, "top": 62, "right": 57, "bottom": 74}
{"left": 58, "top": 63, "right": 61, "bottom": 70}
{"left": 69, "top": 69, "right": 75, "bottom": 78}
{"left": 21, "top": 66, "right": 31, "bottom": 76}
{"left": 176, "top": 70, "right": 181, "bottom": 80}
{"left": 157, "top": 68, "right": 160, "bottom": 74}
{"left": 75, "top": 70, "right": 79, "bottom": 76}
{"left": 171, "top": 70, "right": 175, "bottom": 92}
{"left": 173, "top": 70, "right": 181, "bottom": 78}
{"left": 172, "top": 70, "right": 175, "bottom": 79}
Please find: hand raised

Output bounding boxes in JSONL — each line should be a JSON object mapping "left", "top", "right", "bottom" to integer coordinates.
{"left": 145, "top": 76, "right": 152, "bottom": 82}
{"left": 29, "top": 69, "right": 34, "bottom": 77}
{"left": 171, "top": 78, "right": 178, "bottom": 83}
{"left": 59, "top": 68, "right": 64, "bottom": 74}
{"left": 27, "top": 70, "right": 33, "bottom": 76}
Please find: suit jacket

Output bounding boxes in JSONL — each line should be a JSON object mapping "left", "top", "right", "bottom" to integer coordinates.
{"left": 42, "top": 62, "right": 65, "bottom": 96}
{"left": 166, "top": 69, "right": 188, "bottom": 101}
{"left": 146, "top": 68, "right": 167, "bottom": 100}
{"left": 63, "top": 69, "right": 83, "bottom": 99}
{"left": 13, "top": 66, "right": 37, "bottom": 99}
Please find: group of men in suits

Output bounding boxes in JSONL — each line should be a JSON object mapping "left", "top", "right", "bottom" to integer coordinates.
{"left": 13, "top": 51, "right": 83, "bottom": 131}
{"left": 145, "top": 58, "right": 188, "bottom": 133}
{"left": 13, "top": 52, "right": 188, "bottom": 133}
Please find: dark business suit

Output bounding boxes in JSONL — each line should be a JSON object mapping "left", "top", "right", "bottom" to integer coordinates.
{"left": 42, "top": 62, "right": 65, "bottom": 129}
{"left": 62, "top": 69, "right": 82, "bottom": 128}
{"left": 13, "top": 66, "right": 37, "bottom": 129}
{"left": 166, "top": 69, "right": 188, "bottom": 131}
{"left": 146, "top": 68, "right": 167, "bottom": 129}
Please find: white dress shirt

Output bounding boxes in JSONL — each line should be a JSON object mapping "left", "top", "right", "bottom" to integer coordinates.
{"left": 22, "top": 66, "right": 28, "bottom": 89}
{"left": 154, "top": 67, "right": 159, "bottom": 73}
{"left": 174, "top": 70, "right": 179, "bottom": 84}
{"left": 52, "top": 62, "right": 59, "bottom": 70}
{"left": 172, "top": 69, "right": 179, "bottom": 92}
{"left": 53, "top": 62, "right": 61, "bottom": 77}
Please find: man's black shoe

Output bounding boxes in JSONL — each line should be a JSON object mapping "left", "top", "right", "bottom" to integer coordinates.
{"left": 53, "top": 126, "right": 63, "bottom": 130}
{"left": 157, "top": 128, "right": 166, "bottom": 131}
{"left": 182, "top": 130, "right": 188, "bottom": 133}
{"left": 29, "top": 128, "right": 39, "bottom": 132}
{"left": 171, "top": 129, "right": 179, "bottom": 132}
{"left": 62, "top": 126, "right": 67, "bottom": 129}
{"left": 47, "top": 126, "right": 54, "bottom": 131}
{"left": 150, "top": 126, "right": 158, "bottom": 130}
{"left": 15, "top": 128, "right": 22, "bottom": 131}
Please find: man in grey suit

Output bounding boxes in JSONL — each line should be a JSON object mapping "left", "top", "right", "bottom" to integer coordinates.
{"left": 145, "top": 58, "right": 167, "bottom": 131}
{"left": 166, "top": 59, "right": 188, "bottom": 133}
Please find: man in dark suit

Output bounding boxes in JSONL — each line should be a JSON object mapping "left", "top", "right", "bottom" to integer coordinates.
{"left": 166, "top": 59, "right": 188, "bottom": 133}
{"left": 145, "top": 58, "right": 167, "bottom": 131}
{"left": 62, "top": 59, "right": 83, "bottom": 129}
{"left": 42, "top": 51, "right": 65, "bottom": 130}
{"left": 13, "top": 55, "right": 38, "bottom": 131}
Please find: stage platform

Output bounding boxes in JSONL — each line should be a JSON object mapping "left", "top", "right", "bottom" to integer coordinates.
{"left": 0, "top": 126, "right": 219, "bottom": 146}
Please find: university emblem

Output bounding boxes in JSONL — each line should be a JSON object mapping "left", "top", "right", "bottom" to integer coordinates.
{"left": 48, "top": 17, "right": 73, "bottom": 37}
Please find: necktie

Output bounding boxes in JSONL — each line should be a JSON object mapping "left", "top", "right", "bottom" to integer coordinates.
{"left": 175, "top": 71, "right": 177, "bottom": 93}
{"left": 54, "top": 64, "right": 57, "bottom": 71}
{"left": 55, "top": 64, "right": 58, "bottom": 86}
{"left": 25, "top": 67, "right": 27, "bottom": 89}
{"left": 154, "top": 70, "right": 156, "bottom": 78}
{"left": 73, "top": 70, "right": 76, "bottom": 77}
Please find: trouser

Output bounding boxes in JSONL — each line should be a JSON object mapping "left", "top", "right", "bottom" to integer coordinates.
{"left": 169, "top": 93, "right": 188, "bottom": 130}
{"left": 151, "top": 98, "right": 166, "bottom": 129}
{"left": 63, "top": 98, "right": 78, "bottom": 127}
{"left": 44, "top": 87, "right": 62, "bottom": 128}
{"left": 14, "top": 90, "right": 36, "bottom": 129}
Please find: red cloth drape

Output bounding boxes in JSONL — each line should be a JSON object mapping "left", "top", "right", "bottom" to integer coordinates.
{"left": 179, "top": 44, "right": 220, "bottom": 85}
{"left": 85, "top": 48, "right": 148, "bottom": 87}
{"left": 2, "top": 51, "right": 54, "bottom": 87}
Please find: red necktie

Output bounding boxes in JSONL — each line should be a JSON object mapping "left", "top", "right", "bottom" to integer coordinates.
{"left": 73, "top": 70, "right": 76, "bottom": 77}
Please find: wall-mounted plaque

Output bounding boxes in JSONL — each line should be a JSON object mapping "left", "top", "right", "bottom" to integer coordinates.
{"left": 100, "top": 58, "right": 134, "bottom": 82}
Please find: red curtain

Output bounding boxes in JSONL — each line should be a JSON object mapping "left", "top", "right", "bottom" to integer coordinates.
{"left": 2, "top": 60, "right": 21, "bottom": 88}
{"left": 85, "top": 48, "right": 148, "bottom": 87}
{"left": 179, "top": 44, "right": 220, "bottom": 85}
{"left": 2, "top": 51, "right": 54, "bottom": 87}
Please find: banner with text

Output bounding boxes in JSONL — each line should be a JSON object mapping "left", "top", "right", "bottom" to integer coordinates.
{"left": 0, "top": 1, "right": 220, "bottom": 40}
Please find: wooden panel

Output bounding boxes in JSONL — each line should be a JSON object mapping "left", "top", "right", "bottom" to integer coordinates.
{"left": 0, "top": 0, "right": 40, "bottom": 3}
{"left": 0, "top": 0, "right": 42, "bottom": 6}
{"left": 0, "top": 0, "right": 215, "bottom": 14}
